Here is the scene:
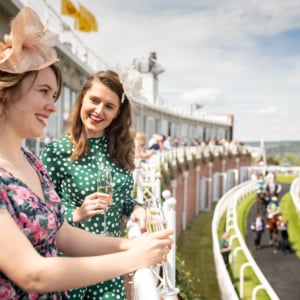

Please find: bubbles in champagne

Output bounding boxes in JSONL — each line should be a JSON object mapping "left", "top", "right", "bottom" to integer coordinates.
{"left": 97, "top": 185, "right": 113, "bottom": 195}
{"left": 146, "top": 221, "right": 166, "bottom": 232}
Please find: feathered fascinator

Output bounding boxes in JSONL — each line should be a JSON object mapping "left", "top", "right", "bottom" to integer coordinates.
{"left": 0, "top": 7, "right": 58, "bottom": 73}
{"left": 117, "top": 65, "right": 144, "bottom": 104}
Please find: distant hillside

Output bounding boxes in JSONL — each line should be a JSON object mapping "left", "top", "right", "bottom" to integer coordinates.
{"left": 247, "top": 140, "right": 300, "bottom": 159}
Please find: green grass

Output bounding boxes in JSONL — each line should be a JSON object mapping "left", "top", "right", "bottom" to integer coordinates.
{"left": 280, "top": 193, "right": 300, "bottom": 256}
{"left": 177, "top": 175, "right": 300, "bottom": 298}
{"left": 177, "top": 203, "right": 220, "bottom": 300}
{"left": 275, "top": 173, "right": 300, "bottom": 255}
{"left": 237, "top": 191, "right": 256, "bottom": 237}
{"left": 216, "top": 192, "right": 271, "bottom": 300}
{"left": 177, "top": 194, "right": 270, "bottom": 300}
{"left": 276, "top": 173, "right": 298, "bottom": 184}
{"left": 233, "top": 192, "right": 270, "bottom": 300}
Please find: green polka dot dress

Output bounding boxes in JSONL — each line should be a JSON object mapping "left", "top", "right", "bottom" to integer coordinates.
{"left": 41, "top": 135, "right": 138, "bottom": 300}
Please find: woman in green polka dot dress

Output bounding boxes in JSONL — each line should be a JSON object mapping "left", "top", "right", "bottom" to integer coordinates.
{"left": 41, "top": 70, "right": 146, "bottom": 300}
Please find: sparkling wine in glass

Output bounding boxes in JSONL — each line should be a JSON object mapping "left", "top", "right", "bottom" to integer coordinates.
{"left": 97, "top": 163, "right": 113, "bottom": 236}
{"left": 145, "top": 204, "right": 180, "bottom": 297}
{"left": 146, "top": 207, "right": 165, "bottom": 232}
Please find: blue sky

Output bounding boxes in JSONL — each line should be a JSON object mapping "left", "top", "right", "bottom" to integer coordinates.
{"left": 49, "top": 0, "right": 300, "bottom": 142}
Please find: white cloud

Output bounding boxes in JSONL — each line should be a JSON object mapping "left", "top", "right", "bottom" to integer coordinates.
{"left": 48, "top": 0, "right": 300, "bottom": 141}
{"left": 257, "top": 106, "right": 278, "bottom": 115}
{"left": 180, "top": 87, "right": 222, "bottom": 105}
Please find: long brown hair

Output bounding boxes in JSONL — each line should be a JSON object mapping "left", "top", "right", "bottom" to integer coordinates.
{"left": 68, "top": 70, "right": 135, "bottom": 171}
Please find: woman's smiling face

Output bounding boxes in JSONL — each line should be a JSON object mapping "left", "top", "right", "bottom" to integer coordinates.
{"left": 80, "top": 80, "right": 120, "bottom": 138}
{"left": 4, "top": 67, "right": 58, "bottom": 139}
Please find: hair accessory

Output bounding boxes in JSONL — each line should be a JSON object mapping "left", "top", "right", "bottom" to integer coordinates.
{"left": 117, "top": 65, "right": 144, "bottom": 104}
{"left": 0, "top": 7, "right": 58, "bottom": 74}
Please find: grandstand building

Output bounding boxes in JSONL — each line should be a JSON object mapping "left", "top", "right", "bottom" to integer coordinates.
{"left": 1, "top": 0, "right": 234, "bottom": 154}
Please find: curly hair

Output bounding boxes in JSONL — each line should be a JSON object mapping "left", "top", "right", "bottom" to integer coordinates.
{"left": 68, "top": 70, "right": 135, "bottom": 171}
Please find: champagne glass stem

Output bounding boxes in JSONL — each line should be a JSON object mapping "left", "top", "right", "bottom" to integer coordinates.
{"left": 159, "top": 262, "right": 180, "bottom": 296}
{"left": 103, "top": 210, "right": 107, "bottom": 233}
{"left": 162, "top": 263, "right": 170, "bottom": 288}
{"left": 97, "top": 164, "right": 113, "bottom": 236}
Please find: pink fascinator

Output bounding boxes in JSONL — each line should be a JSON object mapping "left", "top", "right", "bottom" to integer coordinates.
{"left": 0, "top": 7, "right": 58, "bottom": 73}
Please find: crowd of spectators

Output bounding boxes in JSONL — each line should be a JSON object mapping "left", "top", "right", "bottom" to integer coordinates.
{"left": 133, "top": 132, "right": 246, "bottom": 160}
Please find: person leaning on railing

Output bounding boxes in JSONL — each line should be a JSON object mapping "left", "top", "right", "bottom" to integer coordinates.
{"left": 135, "top": 131, "right": 154, "bottom": 160}
{"left": 40, "top": 56, "right": 150, "bottom": 299}
{"left": 0, "top": 7, "right": 173, "bottom": 300}
{"left": 220, "top": 232, "right": 232, "bottom": 268}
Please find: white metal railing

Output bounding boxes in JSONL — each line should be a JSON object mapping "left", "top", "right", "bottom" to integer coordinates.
{"left": 132, "top": 150, "right": 252, "bottom": 300}
{"left": 231, "top": 183, "right": 280, "bottom": 300}
{"left": 129, "top": 202, "right": 178, "bottom": 300}
{"left": 290, "top": 176, "right": 300, "bottom": 216}
{"left": 212, "top": 180, "right": 280, "bottom": 300}
{"left": 251, "top": 165, "right": 300, "bottom": 176}
{"left": 131, "top": 148, "right": 254, "bottom": 299}
{"left": 127, "top": 221, "right": 160, "bottom": 300}
{"left": 212, "top": 185, "right": 243, "bottom": 300}
{"left": 134, "top": 157, "right": 300, "bottom": 299}
{"left": 132, "top": 157, "right": 178, "bottom": 300}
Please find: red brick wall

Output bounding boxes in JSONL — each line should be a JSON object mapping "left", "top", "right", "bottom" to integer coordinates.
{"left": 164, "top": 154, "right": 251, "bottom": 240}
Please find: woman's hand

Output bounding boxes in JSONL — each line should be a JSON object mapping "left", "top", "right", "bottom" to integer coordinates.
{"left": 73, "top": 192, "right": 113, "bottom": 223}
{"left": 130, "top": 206, "right": 146, "bottom": 231}
{"left": 128, "top": 230, "right": 173, "bottom": 267}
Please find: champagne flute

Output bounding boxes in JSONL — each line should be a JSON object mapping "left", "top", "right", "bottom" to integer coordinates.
{"left": 97, "top": 163, "right": 113, "bottom": 236}
{"left": 145, "top": 202, "right": 180, "bottom": 297}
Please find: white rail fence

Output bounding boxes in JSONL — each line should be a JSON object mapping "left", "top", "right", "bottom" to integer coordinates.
{"left": 133, "top": 162, "right": 300, "bottom": 300}
{"left": 290, "top": 176, "right": 300, "bottom": 217}
{"left": 130, "top": 157, "right": 178, "bottom": 300}
{"left": 131, "top": 149, "right": 252, "bottom": 300}
{"left": 212, "top": 185, "right": 240, "bottom": 300}
{"left": 212, "top": 180, "right": 280, "bottom": 300}
{"left": 127, "top": 193, "right": 177, "bottom": 300}
{"left": 127, "top": 221, "right": 160, "bottom": 300}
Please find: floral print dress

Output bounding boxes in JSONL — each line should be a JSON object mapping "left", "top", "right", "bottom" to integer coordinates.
{"left": 41, "top": 135, "right": 139, "bottom": 300}
{"left": 0, "top": 148, "right": 67, "bottom": 300}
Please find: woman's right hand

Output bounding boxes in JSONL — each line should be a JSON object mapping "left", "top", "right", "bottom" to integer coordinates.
{"left": 127, "top": 229, "right": 173, "bottom": 268}
{"left": 72, "top": 192, "right": 113, "bottom": 223}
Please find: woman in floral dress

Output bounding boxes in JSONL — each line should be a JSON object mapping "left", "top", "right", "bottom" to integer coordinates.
{"left": 41, "top": 69, "right": 146, "bottom": 299}
{"left": 0, "top": 7, "right": 172, "bottom": 300}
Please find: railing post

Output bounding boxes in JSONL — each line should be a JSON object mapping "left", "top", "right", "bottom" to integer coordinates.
{"left": 208, "top": 162, "right": 213, "bottom": 209}
{"left": 228, "top": 234, "right": 238, "bottom": 264}
{"left": 155, "top": 171, "right": 161, "bottom": 201}
{"left": 232, "top": 246, "right": 243, "bottom": 279}
{"left": 182, "top": 171, "right": 189, "bottom": 230}
{"left": 162, "top": 191, "right": 177, "bottom": 298}
{"left": 252, "top": 285, "right": 266, "bottom": 300}
{"left": 127, "top": 221, "right": 160, "bottom": 300}
{"left": 222, "top": 159, "right": 226, "bottom": 173}
{"left": 240, "top": 262, "right": 252, "bottom": 299}
{"left": 233, "top": 169, "right": 239, "bottom": 186}
{"left": 221, "top": 173, "right": 227, "bottom": 196}
{"left": 170, "top": 179, "right": 177, "bottom": 201}
{"left": 133, "top": 269, "right": 160, "bottom": 300}
{"left": 235, "top": 157, "right": 240, "bottom": 174}
{"left": 195, "top": 166, "right": 201, "bottom": 214}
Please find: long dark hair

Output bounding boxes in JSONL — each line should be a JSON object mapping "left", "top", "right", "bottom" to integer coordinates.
{"left": 68, "top": 70, "right": 135, "bottom": 171}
